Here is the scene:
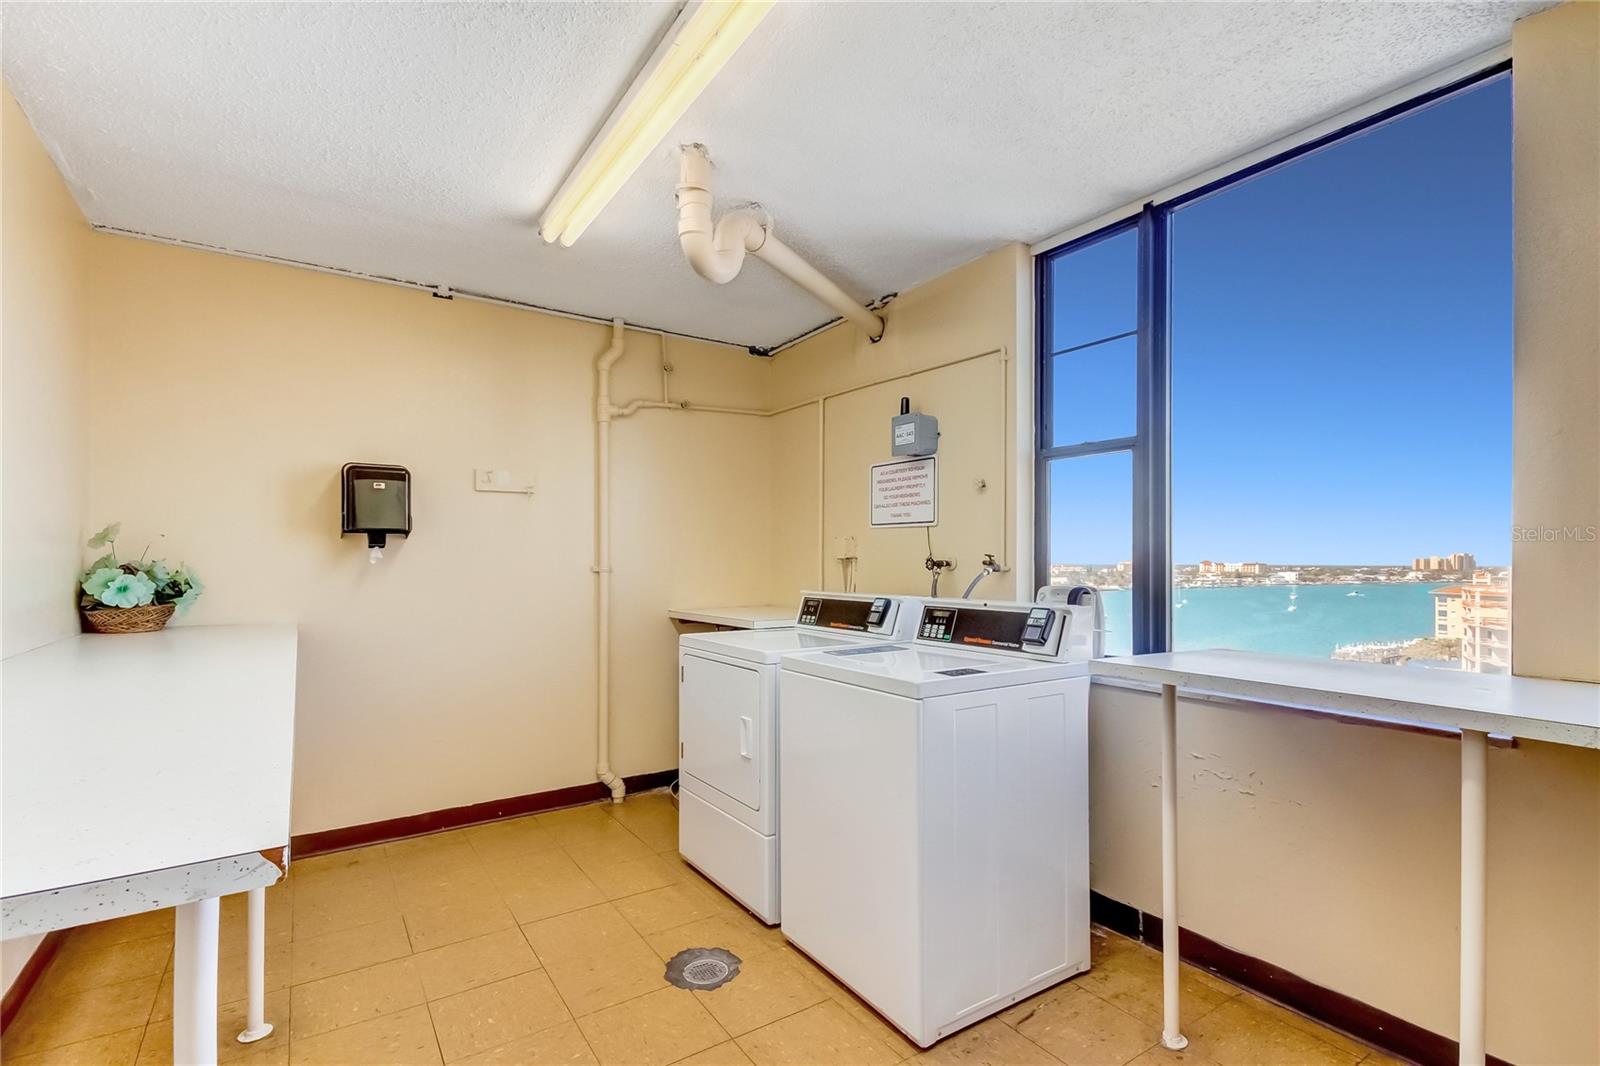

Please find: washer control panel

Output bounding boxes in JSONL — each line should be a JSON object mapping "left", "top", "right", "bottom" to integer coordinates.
{"left": 915, "top": 601, "right": 1072, "bottom": 657}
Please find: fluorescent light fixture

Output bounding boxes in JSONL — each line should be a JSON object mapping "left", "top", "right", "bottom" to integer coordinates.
{"left": 539, "top": 0, "right": 774, "bottom": 248}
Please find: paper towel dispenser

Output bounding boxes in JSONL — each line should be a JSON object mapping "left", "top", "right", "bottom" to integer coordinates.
{"left": 341, "top": 463, "right": 411, "bottom": 552}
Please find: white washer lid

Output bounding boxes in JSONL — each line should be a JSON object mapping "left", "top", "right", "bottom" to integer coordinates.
{"left": 680, "top": 628, "right": 876, "bottom": 666}
{"left": 781, "top": 644, "right": 1088, "bottom": 698}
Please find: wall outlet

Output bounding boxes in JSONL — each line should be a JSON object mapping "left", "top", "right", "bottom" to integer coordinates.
{"left": 831, "top": 534, "right": 858, "bottom": 560}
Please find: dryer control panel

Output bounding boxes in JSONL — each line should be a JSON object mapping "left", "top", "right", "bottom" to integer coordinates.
{"left": 795, "top": 593, "right": 908, "bottom": 637}
{"left": 915, "top": 600, "right": 1087, "bottom": 659}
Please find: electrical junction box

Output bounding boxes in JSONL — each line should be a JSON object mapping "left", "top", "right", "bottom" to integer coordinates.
{"left": 891, "top": 405, "right": 939, "bottom": 457}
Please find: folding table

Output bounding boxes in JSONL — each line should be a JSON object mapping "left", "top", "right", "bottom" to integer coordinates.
{"left": 2, "top": 624, "right": 297, "bottom": 1065}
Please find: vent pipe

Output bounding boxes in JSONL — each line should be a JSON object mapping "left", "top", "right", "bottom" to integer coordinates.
{"left": 676, "top": 145, "right": 884, "bottom": 343}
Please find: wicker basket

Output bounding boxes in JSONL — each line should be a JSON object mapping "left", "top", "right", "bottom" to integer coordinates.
{"left": 81, "top": 603, "right": 175, "bottom": 634}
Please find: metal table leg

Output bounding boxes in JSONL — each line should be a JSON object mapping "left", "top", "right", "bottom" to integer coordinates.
{"left": 237, "top": 886, "right": 273, "bottom": 1043}
{"left": 1459, "top": 729, "right": 1488, "bottom": 1065}
{"left": 173, "top": 896, "right": 219, "bottom": 1066}
{"left": 1161, "top": 682, "right": 1187, "bottom": 1050}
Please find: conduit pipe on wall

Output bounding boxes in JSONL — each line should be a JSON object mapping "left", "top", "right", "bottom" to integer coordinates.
{"left": 594, "top": 318, "right": 629, "bottom": 802}
{"left": 594, "top": 320, "right": 767, "bottom": 803}
{"left": 676, "top": 145, "right": 886, "bottom": 343}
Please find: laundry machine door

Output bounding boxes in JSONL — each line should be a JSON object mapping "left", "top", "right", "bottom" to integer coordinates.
{"left": 679, "top": 652, "right": 764, "bottom": 811}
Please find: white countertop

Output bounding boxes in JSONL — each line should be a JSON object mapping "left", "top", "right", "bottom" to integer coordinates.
{"left": 667, "top": 604, "right": 796, "bottom": 629}
{"left": 2, "top": 624, "right": 298, "bottom": 898}
{"left": 1089, "top": 650, "right": 1600, "bottom": 749}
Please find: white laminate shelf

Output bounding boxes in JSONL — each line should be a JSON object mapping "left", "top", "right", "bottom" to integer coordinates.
{"left": 1089, "top": 649, "right": 1600, "bottom": 749}
{"left": 1, "top": 624, "right": 299, "bottom": 900}
{"left": 667, "top": 605, "right": 795, "bottom": 629}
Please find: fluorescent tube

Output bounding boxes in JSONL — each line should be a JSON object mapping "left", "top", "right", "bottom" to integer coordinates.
{"left": 539, "top": 0, "right": 774, "bottom": 247}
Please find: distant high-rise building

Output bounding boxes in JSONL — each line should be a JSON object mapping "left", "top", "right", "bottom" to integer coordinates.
{"left": 1459, "top": 570, "right": 1510, "bottom": 674}
{"left": 1413, "top": 552, "right": 1476, "bottom": 573}
{"left": 1433, "top": 570, "right": 1510, "bottom": 673}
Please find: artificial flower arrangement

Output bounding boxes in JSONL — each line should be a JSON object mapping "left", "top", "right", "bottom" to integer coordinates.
{"left": 78, "top": 522, "right": 203, "bottom": 634}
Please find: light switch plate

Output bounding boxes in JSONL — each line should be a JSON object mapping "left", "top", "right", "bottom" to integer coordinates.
{"left": 473, "top": 468, "right": 533, "bottom": 496}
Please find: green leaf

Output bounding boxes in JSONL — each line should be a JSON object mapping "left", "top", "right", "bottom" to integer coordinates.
{"left": 86, "top": 522, "right": 121, "bottom": 550}
{"left": 87, "top": 553, "right": 115, "bottom": 573}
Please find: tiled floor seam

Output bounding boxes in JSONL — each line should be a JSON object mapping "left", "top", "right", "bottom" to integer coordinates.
{"left": 420, "top": 983, "right": 449, "bottom": 1066}
{"left": 514, "top": 920, "right": 606, "bottom": 1066}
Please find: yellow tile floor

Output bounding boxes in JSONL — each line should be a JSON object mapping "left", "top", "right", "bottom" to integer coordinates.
{"left": 2, "top": 792, "right": 1400, "bottom": 1066}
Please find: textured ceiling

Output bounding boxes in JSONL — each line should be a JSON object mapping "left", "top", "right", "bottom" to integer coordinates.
{"left": 0, "top": 2, "right": 1547, "bottom": 348}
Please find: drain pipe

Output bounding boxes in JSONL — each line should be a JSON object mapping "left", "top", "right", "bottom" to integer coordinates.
{"left": 677, "top": 145, "right": 885, "bottom": 343}
{"left": 593, "top": 320, "right": 766, "bottom": 804}
{"left": 594, "top": 318, "right": 628, "bottom": 803}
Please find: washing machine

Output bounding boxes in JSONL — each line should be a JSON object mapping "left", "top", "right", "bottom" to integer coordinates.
{"left": 777, "top": 597, "right": 1095, "bottom": 1047}
{"left": 677, "top": 591, "right": 921, "bottom": 924}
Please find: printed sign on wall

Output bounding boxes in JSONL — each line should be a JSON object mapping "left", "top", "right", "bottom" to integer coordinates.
{"left": 870, "top": 456, "right": 938, "bottom": 527}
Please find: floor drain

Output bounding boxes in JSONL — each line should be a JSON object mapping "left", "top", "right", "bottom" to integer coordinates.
{"left": 665, "top": 947, "right": 741, "bottom": 990}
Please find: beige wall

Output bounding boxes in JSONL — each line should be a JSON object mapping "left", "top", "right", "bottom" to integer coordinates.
{"left": 0, "top": 86, "right": 91, "bottom": 994}
{"left": 1, "top": 87, "right": 89, "bottom": 659}
{"left": 764, "top": 244, "right": 1032, "bottom": 604}
{"left": 1511, "top": 1, "right": 1600, "bottom": 684}
{"left": 81, "top": 236, "right": 773, "bottom": 835}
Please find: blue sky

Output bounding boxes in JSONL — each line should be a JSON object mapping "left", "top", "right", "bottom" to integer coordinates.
{"left": 1048, "top": 74, "right": 1512, "bottom": 567}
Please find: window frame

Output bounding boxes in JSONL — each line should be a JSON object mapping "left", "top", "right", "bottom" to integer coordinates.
{"left": 1033, "top": 61, "right": 1511, "bottom": 655}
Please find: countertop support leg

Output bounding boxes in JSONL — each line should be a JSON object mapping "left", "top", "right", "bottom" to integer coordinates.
{"left": 1160, "top": 682, "right": 1187, "bottom": 1050}
{"left": 173, "top": 895, "right": 220, "bottom": 1066}
{"left": 237, "top": 886, "right": 274, "bottom": 1043}
{"left": 1459, "top": 728, "right": 1488, "bottom": 1066}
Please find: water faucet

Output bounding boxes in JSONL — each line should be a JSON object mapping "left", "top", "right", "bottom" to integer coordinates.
{"left": 961, "top": 554, "right": 1001, "bottom": 599}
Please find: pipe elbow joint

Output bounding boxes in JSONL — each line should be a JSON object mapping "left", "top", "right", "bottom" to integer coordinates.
{"left": 680, "top": 235, "right": 745, "bottom": 285}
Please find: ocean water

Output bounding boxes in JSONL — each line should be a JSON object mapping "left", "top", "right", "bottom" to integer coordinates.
{"left": 1098, "top": 581, "right": 1450, "bottom": 658}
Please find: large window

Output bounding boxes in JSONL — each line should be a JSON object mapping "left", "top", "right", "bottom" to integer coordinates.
{"left": 1037, "top": 225, "right": 1140, "bottom": 655}
{"left": 1037, "top": 69, "right": 1512, "bottom": 671}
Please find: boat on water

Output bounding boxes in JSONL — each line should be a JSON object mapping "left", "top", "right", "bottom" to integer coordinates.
{"left": 1346, "top": 590, "right": 1364, "bottom": 597}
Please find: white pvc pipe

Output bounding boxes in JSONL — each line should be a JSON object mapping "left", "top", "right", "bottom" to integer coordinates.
{"left": 676, "top": 145, "right": 884, "bottom": 342}
{"left": 1160, "top": 682, "right": 1187, "bottom": 1050}
{"left": 675, "top": 144, "right": 755, "bottom": 284}
{"left": 236, "top": 887, "right": 273, "bottom": 1043}
{"left": 594, "top": 318, "right": 628, "bottom": 804}
{"left": 174, "top": 896, "right": 220, "bottom": 1066}
{"left": 1459, "top": 729, "right": 1488, "bottom": 1065}
{"left": 753, "top": 233, "right": 885, "bottom": 343}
